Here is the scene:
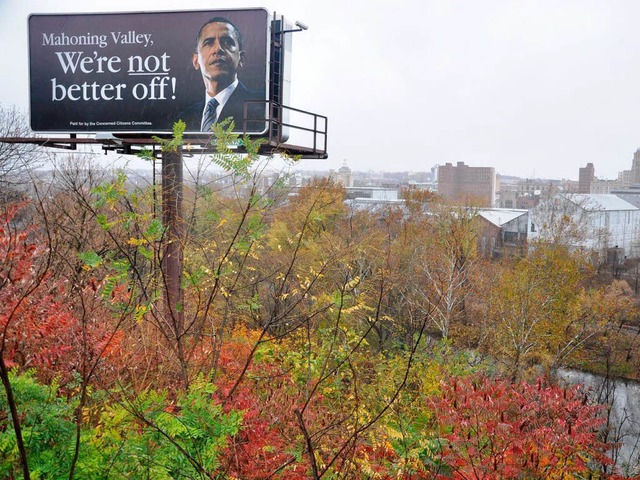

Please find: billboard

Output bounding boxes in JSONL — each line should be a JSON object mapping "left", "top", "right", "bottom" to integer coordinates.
{"left": 28, "top": 9, "right": 269, "bottom": 134}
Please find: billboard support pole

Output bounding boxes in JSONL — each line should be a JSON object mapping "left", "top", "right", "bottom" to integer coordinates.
{"left": 161, "top": 147, "right": 185, "bottom": 378}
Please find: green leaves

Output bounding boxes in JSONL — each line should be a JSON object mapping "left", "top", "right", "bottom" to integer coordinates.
{"left": 207, "top": 120, "right": 267, "bottom": 179}
{"left": 78, "top": 250, "right": 103, "bottom": 269}
{"left": 91, "top": 170, "right": 127, "bottom": 208}
{"left": 144, "top": 217, "right": 164, "bottom": 242}
{"left": 0, "top": 371, "right": 76, "bottom": 479}
{"left": 152, "top": 120, "right": 186, "bottom": 153}
{"left": 0, "top": 373, "right": 242, "bottom": 479}
{"left": 80, "top": 376, "right": 242, "bottom": 478}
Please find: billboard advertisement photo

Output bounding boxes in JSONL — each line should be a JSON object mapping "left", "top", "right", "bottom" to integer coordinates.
{"left": 28, "top": 8, "right": 269, "bottom": 134}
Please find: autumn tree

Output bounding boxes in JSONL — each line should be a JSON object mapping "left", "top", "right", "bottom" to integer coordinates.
{"left": 484, "top": 244, "right": 591, "bottom": 381}
{"left": 417, "top": 205, "right": 480, "bottom": 339}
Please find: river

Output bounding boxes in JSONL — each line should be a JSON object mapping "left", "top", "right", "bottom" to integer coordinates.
{"left": 559, "top": 369, "right": 640, "bottom": 476}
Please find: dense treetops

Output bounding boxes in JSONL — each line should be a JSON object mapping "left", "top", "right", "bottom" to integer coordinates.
{"left": 0, "top": 120, "right": 638, "bottom": 478}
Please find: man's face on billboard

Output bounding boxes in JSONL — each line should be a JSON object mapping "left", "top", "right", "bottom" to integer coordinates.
{"left": 193, "top": 22, "right": 245, "bottom": 86}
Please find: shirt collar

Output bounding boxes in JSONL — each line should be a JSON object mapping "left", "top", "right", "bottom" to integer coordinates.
{"left": 204, "top": 79, "right": 239, "bottom": 112}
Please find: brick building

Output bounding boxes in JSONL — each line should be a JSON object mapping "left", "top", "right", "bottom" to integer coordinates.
{"left": 578, "top": 163, "right": 594, "bottom": 193}
{"left": 437, "top": 162, "right": 497, "bottom": 207}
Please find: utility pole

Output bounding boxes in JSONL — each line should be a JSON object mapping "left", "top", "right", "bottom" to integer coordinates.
{"left": 161, "top": 147, "right": 185, "bottom": 362}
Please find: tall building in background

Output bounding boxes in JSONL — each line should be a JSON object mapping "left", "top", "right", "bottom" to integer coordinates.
{"left": 437, "top": 162, "right": 496, "bottom": 207}
{"left": 335, "top": 160, "right": 353, "bottom": 188}
{"left": 578, "top": 162, "right": 595, "bottom": 193}
{"left": 578, "top": 148, "right": 640, "bottom": 194}
{"left": 632, "top": 149, "right": 640, "bottom": 185}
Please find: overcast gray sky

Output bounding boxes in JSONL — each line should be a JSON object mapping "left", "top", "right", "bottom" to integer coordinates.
{"left": 2, "top": 0, "right": 640, "bottom": 180}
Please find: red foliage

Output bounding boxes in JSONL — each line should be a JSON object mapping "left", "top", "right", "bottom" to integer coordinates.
{"left": 428, "top": 375, "right": 614, "bottom": 479}
{"left": 212, "top": 339, "right": 313, "bottom": 479}
{"left": 0, "top": 205, "right": 123, "bottom": 386}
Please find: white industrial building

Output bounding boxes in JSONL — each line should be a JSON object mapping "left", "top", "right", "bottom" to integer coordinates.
{"left": 532, "top": 193, "right": 640, "bottom": 260}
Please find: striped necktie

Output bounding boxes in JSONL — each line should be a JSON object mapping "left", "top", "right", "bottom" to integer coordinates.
{"left": 201, "top": 98, "right": 219, "bottom": 131}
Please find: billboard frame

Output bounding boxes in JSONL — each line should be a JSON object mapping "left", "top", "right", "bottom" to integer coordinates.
{"left": 28, "top": 8, "right": 271, "bottom": 135}
{"left": 7, "top": 8, "right": 327, "bottom": 159}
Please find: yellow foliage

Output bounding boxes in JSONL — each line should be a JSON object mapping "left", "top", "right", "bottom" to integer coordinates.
{"left": 127, "top": 237, "right": 147, "bottom": 246}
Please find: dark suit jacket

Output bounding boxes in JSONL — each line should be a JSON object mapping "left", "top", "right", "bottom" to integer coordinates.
{"left": 179, "top": 82, "right": 266, "bottom": 133}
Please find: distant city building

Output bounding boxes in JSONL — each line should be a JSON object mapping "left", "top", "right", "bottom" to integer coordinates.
{"left": 578, "top": 148, "right": 640, "bottom": 194}
{"left": 345, "top": 187, "right": 399, "bottom": 201}
{"left": 332, "top": 160, "right": 353, "bottom": 188}
{"left": 498, "top": 177, "right": 558, "bottom": 209}
{"left": 578, "top": 163, "right": 595, "bottom": 193}
{"left": 437, "top": 162, "right": 496, "bottom": 207}
{"left": 633, "top": 149, "right": 640, "bottom": 185}
{"left": 590, "top": 177, "right": 627, "bottom": 194}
